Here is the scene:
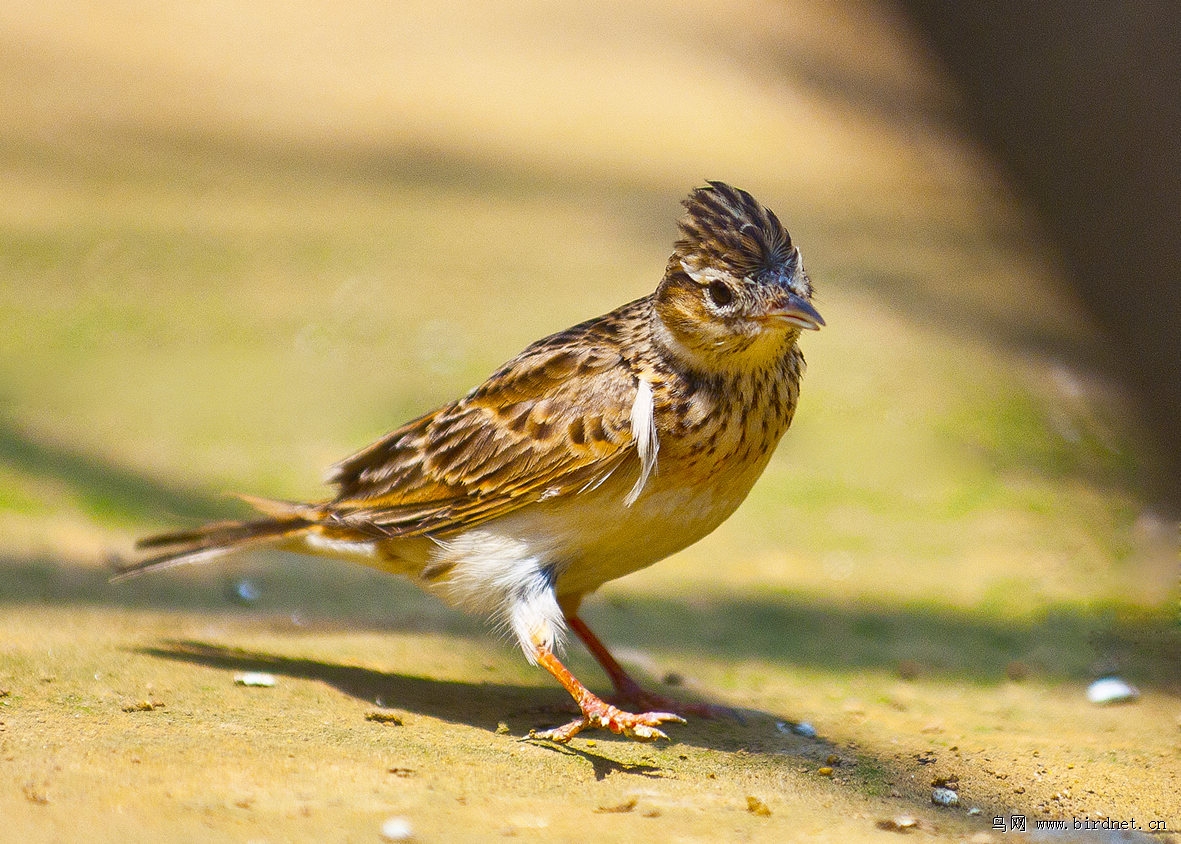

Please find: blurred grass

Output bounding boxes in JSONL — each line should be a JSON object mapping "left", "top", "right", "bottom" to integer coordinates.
{"left": 0, "top": 0, "right": 1173, "bottom": 690}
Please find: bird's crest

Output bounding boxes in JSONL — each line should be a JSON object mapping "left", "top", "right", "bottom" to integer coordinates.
{"left": 673, "top": 181, "right": 795, "bottom": 278}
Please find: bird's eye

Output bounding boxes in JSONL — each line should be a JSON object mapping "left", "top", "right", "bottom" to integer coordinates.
{"left": 706, "top": 280, "right": 733, "bottom": 307}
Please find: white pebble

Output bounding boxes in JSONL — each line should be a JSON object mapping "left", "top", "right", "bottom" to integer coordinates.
{"left": 776, "top": 720, "right": 817, "bottom": 738}
{"left": 931, "top": 787, "right": 959, "bottom": 807}
{"left": 1086, "top": 677, "right": 1139, "bottom": 705}
{"left": 232, "top": 579, "right": 261, "bottom": 604}
{"left": 234, "top": 672, "right": 276, "bottom": 687}
{"left": 380, "top": 816, "right": 414, "bottom": 841}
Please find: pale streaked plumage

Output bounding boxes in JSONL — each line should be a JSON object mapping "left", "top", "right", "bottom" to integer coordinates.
{"left": 117, "top": 181, "right": 823, "bottom": 742}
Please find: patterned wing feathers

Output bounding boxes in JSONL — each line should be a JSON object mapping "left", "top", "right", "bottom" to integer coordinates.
{"left": 322, "top": 333, "right": 639, "bottom": 537}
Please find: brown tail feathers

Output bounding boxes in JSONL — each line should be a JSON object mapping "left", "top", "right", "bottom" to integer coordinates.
{"left": 112, "top": 499, "right": 315, "bottom": 581}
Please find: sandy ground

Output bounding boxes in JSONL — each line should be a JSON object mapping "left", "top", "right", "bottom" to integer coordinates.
{"left": 0, "top": 1, "right": 1177, "bottom": 841}
{"left": 0, "top": 563, "right": 1177, "bottom": 842}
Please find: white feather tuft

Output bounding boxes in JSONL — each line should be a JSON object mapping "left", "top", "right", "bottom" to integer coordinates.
{"left": 429, "top": 529, "right": 566, "bottom": 661}
{"left": 625, "top": 377, "right": 659, "bottom": 506}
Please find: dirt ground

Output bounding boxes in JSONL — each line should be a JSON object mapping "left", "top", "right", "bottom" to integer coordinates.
{"left": 1, "top": 562, "right": 1177, "bottom": 842}
{"left": 0, "top": 1, "right": 1178, "bottom": 842}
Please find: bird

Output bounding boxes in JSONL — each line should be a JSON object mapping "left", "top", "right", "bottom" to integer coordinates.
{"left": 116, "top": 181, "right": 824, "bottom": 742}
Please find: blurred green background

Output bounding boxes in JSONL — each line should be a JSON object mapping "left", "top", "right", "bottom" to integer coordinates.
{"left": 1, "top": 0, "right": 1172, "bottom": 611}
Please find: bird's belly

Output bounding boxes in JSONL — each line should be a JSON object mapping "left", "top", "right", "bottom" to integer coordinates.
{"left": 495, "top": 448, "right": 774, "bottom": 598}
{"left": 405, "top": 422, "right": 782, "bottom": 628}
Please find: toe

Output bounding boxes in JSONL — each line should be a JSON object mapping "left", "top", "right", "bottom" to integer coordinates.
{"left": 644, "top": 711, "right": 686, "bottom": 725}
{"left": 623, "top": 723, "right": 670, "bottom": 741}
{"left": 530, "top": 716, "right": 590, "bottom": 743}
{"left": 607, "top": 710, "right": 686, "bottom": 740}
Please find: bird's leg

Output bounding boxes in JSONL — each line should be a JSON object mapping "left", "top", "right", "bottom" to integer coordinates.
{"left": 566, "top": 613, "right": 724, "bottom": 719}
{"left": 528, "top": 641, "right": 684, "bottom": 743}
{"left": 565, "top": 613, "right": 646, "bottom": 700}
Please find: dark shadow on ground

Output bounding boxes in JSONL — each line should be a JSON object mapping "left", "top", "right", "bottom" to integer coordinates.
{"left": 9, "top": 549, "right": 1170, "bottom": 820}
{"left": 140, "top": 639, "right": 575, "bottom": 738}
{"left": 0, "top": 419, "right": 238, "bottom": 526}
{"left": 581, "top": 593, "right": 1180, "bottom": 692}
{"left": 135, "top": 639, "right": 1172, "bottom": 828}
{"left": 136, "top": 639, "right": 798, "bottom": 766}
{"left": 5, "top": 555, "right": 1175, "bottom": 692}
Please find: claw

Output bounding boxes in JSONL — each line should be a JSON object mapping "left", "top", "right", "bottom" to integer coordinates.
{"left": 532, "top": 708, "right": 685, "bottom": 743}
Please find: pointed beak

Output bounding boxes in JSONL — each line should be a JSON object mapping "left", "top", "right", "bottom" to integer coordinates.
{"left": 766, "top": 291, "right": 825, "bottom": 331}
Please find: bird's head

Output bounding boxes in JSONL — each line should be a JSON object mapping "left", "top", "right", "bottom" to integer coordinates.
{"left": 654, "top": 181, "right": 823, "bottom": 370}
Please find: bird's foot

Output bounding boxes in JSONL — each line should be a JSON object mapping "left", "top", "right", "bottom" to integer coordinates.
{"left": 531, "top": 695, "right": 685, "bottom": 743}
{"left": 530, "top": 639, "right": 685, "bottom": 742}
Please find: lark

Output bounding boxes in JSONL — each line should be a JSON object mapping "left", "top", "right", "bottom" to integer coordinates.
{"left": 117, "top": 181, "right": 824, "bottom": 742}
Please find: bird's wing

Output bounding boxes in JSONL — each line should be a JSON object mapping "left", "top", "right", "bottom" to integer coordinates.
{"left": 321, "top": 332, "right": 640, "bottom": 537}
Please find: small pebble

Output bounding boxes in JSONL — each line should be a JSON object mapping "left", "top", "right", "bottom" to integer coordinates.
{"left": 121, "top": 700, "right": 163, "bottom": 712}
{"left": 1086, "top": 676, "right": 1139, "bottom": 705}
{"left": 775, "top": 720, "right": 817, "bottom": 738}
{"left": 380, "top": 816, "right": 414, "bottom": 841}
{"left": 931, "top": 787, "right": 959, "bottom": 807}
{"left": 234, "top": 672, "right": 276, "bottom": 687}
{"left": 594, "top": 798, "right": 637, "bottom": 814}
{"left": 231, "top": 579, "right": 261, "bottom": 604}
{"left": 876, "top": 815, "right": 919, "bottom": 832}
{"left": 746, "top": 795, "right": 772, "bottom": 817}
{"left": 365, "top": 711, "right": 404, "bottom": 725}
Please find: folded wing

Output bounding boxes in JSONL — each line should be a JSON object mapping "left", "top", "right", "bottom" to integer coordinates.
{"left": 323, "top": 328, "right": 641, "bottom": 537}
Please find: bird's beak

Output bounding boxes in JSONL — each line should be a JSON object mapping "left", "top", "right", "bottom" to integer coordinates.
{"left": 766, "top": 291, "right": 825, "bottom": 331}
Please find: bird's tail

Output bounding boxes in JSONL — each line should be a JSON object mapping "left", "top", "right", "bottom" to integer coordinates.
{"left": 111, "top": 496, "right": 317, "bottom": 580}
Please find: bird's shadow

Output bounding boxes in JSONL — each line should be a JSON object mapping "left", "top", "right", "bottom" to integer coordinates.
{"left": 529, "top": 741, "right": 665, "bottom": 782}
{"left": 137, "top": 638, "right": 811, "bottom": 773}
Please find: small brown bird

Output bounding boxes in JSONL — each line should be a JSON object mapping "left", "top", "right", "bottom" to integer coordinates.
{"left": 117, "top": 181, "right": 823, "bottom": 742}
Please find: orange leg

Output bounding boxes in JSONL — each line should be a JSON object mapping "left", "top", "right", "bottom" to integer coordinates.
{"left": 565, "top": 613, "right": 643, "bottom": 699}
{"left": 529, "top": 643, "right": 684, "bottom": 743}
{"left": 566, "top": 613, "right": 724, "bottom": 719}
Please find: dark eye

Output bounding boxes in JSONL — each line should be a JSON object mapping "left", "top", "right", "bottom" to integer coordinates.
{"left": 706, "top": 280, "right": 733, "bottom": 307}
